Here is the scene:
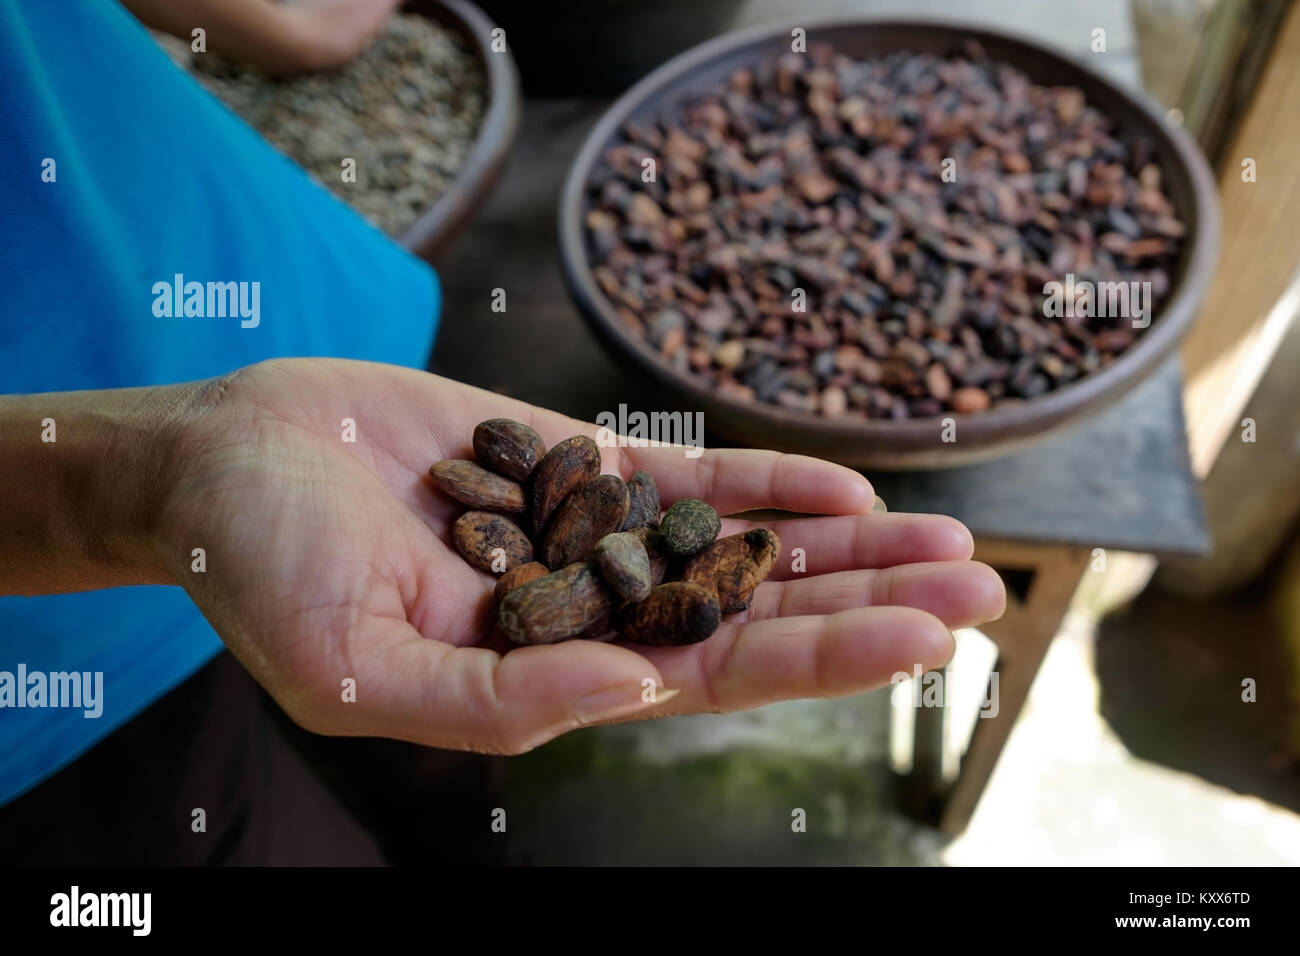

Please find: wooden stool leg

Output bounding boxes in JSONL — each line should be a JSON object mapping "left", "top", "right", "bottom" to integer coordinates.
{"left": 897, "top": 668, "right": 950, "bottom": 822}
{"left": 937, "top": 542, "right": 1090, "bottom": 834}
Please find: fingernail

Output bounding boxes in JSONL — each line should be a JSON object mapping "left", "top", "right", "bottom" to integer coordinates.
{"left": 650, "top": 688, "right": 681, "bottom": 707}
{"left": 927, "top": 629, "right": 958, "bottom": 669}
{"left": 573, "top": 683, "right": 660, "bottom": 725}
{"left": 574, "top": 686, "right": 680, "bottom": 723}
{"left": 872, "top": 495, "right": 888, "bottom": 513}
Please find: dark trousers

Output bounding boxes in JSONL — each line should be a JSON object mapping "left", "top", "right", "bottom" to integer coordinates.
{"left": 0, "top": 651, "right": 505, "bottom": 865}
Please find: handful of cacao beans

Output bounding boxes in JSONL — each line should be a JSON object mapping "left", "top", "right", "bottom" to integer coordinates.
{"left": 429, "top": 419, "right": 780, "bottom": 646}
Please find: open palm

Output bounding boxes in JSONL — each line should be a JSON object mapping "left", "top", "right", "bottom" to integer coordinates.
{"left": 159, "top": 357, "right": 1004, "bottom": 754}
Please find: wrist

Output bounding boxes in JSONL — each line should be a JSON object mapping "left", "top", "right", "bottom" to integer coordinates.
{"left": 135, "top": 374, "right": 247, "bottom": 587}
{"left": 103, "top": 383, "right": 213, "bottom": 586}
{"left": 0, "top": 382, "right": 204, "bottom": 594}
{"left": 68, "top": 383, "right": 206, "bottom": 589}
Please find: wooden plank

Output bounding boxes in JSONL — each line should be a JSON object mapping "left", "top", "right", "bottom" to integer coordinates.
{"left": 867, "top": 359, "right": 1208, "bottom": 555}
{"left": 1157, "top": 298, "right": 1300, "bottom": 595}
{"left": 939, "top": 542, "right": 1091, "bottom": 833}
{"left": 1180, "top": 1, "right": 1300, "bottom": 477}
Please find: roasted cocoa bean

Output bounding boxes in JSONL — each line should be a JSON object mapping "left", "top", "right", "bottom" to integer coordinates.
{"left": 540, "top": 474, "right": 630, "bottom": 568}
{"left": 429, "top": 459, "right": 527, "bottom": 514}
{"left": 498, "top": 562, "right": 615, "bottom": 645}
{"left": 473, "top": 418, "right": 546, "bottom": 482}
{"left": 592, "top": 531, "right": 653, "bottom": 603}
{"left": 630, "top": 525, "right": 670, "bottom": 585}
{"left": 951, "top": 387, "right": 992, "bottom": 413}
{"left": 435, "top": 427, "right": 785, "bottom": 647}
{"left": 452, "top": 511, "right": 533, "bottom": 573}
{"left": 620, "top": 469, "right": 661, "bottom": 531}
{"left": 616, "top": 582, "right": 721, "bottom": 646}
{"left": 583, "top": 47, "right": 1186, "bottom": 421}
{"left": 493, "top": 561, "right": 550, "bottom": 602}
{"left": 529, "top": 435, "right": 601, "bottom": 531}
{"left": 658, "top": 498, "right": 722, "bottom": 557}
{"left": 683, "top": 528, "right": 781, "bottom": 612}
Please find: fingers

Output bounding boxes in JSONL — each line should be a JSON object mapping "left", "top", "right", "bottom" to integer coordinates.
{"left": 294, "top": 556, "right": 1000, "bottom": 750}
{"left": 308, "top": 603, "right": 958, "bottom": 749}
{"left": 628, "top": 606, "right": 957, "bottom": 714}
{"left": 604, "top": 445, "right": 875, "bottom": 517}
{"left": 742, "top": 562, "right": 1007, "bottom": 630}
{"left": 370, "top": 365, "right": 877, "bottom": 517}
{"left": 717, "top": 511, "right": 974, "bottom": 579}
{"left": 325, "top": 622, "right": 669, "bottom": 754}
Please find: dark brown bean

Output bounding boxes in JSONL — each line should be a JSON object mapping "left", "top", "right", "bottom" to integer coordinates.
{"left": 616, "top": 582, "right": 721, "bottom": 646}
{"left": 473, "top": 419, "right": 546, "bottom": 482}
{"left": 582, "top": 47, "right": 1185, "bottom": 420}
{"left": 621, "top": 470, "right": 661, "bottom": 531}
{"left": 630, "top": 526, "right": 671, "bottom": 585}
{"left": 498, "top": 562, "right": 615, "bottom": 645}
{"left": 540, "top": 474, "right": 630, "bottom": 568}
{"left": 530, "top": 435, "right": 601, "bottom": 531}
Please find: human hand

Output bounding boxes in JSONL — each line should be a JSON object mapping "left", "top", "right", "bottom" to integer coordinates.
{"left": 283, "top": 0, "right": 406, "bottom": 72}
{"left": 154, "top": 358, "right": 1005, "bottom": 753}
{"left": 127, "top": 0, "right": 403, "bottom": 75}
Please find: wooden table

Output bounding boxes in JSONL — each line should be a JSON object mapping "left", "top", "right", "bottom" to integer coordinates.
{"left": 873, "top": 357, "right": 1206, "bottom": 831}
{"left": 430, "top": 99, "right": 1210, "bottom": 835}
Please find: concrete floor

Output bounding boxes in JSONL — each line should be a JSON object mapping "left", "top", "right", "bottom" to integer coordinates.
{"left": 500, "top": 572, "right": 1300, "bottom": 866}
{"left": 949, "top": 601, "right": 1300, "bottom": 866}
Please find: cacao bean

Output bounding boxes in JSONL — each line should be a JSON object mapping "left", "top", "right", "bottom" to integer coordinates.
{"left": 683, "top": 528, "right": 781, "bottom": 612}
{"left": 452, "top": 511, "right": 533, "bottom": 573}
{"left": 429, "top": 459, "right": 527, "bottom": 514}
{"left": 620, "top": 469, "right": 661, "bottom": 531}
{"left": 582, "top": 47, "right": 1186, "bottom": 421}
{"left": 498, "top": 562, "right": 615, "bottom": 645}
{"left": 473, "top": 418, "right": 546, "bottom": 482}
{"left": 616, "top": 582, "right": 721, "bottom": 646}
{"left": 951, "top": 387, "right": 991, "bottom": 413}
{"left": 630, "top": 526, "right": 670, "bottom": 585}
{"left": 658, "top": 498, "right": 722, "bottom": 558}
{"left": 540, "top": 474, "right": 630, "bottom": 568}
{"left": 529, "top": 435, "right": 601, "bottom": 532}
{"left": 493, "top": 561, "right": 550, "bottom": 603}
{"left": 592, "top": 531, "right": 653, "bottom": 603}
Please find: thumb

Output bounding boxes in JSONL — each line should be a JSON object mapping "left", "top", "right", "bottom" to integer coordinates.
{"left": 305, "top": 620, "right": 670, "bottom": 754}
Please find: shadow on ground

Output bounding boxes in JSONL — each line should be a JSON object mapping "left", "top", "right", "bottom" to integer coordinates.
{"left": 1095, "top": 562, "right": 1300, "bottom": 816}
{"left": 499, "top": 693, "right": 948, "bottom": 865}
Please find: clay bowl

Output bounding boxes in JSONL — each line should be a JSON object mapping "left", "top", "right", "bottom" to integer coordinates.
{"left": 398, "top": 0, "right": 521, "bottom": 264}
{"left": 559, "top": 15, "right": 1219, "bottom": 469}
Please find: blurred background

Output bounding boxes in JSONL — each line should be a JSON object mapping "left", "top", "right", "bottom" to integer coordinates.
{"left": 454, "top": 0, "right": 1300, "bottom": 865}
{"left": 155, "top": 0, "right": 1300, "bottom": 864}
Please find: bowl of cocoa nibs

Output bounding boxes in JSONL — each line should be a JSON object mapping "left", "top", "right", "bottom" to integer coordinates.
{"left": 559, "top": 17, "right": 1219, "bottom": 468}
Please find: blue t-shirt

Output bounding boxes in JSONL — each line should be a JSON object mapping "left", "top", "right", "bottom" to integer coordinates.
{"left": 0, "top": 0, "right": 440, "bottom": 804}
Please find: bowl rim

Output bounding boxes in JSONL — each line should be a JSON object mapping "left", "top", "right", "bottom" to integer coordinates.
{"left": 558, "top": 12, "right": 1221, "bottom": 450}
{"left": 397, "top": 0, "right": 522, "bottom": 263}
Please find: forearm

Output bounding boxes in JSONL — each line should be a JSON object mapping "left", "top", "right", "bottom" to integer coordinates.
{"left": 0, "top": 383, "right": 200, "bottom": 595}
